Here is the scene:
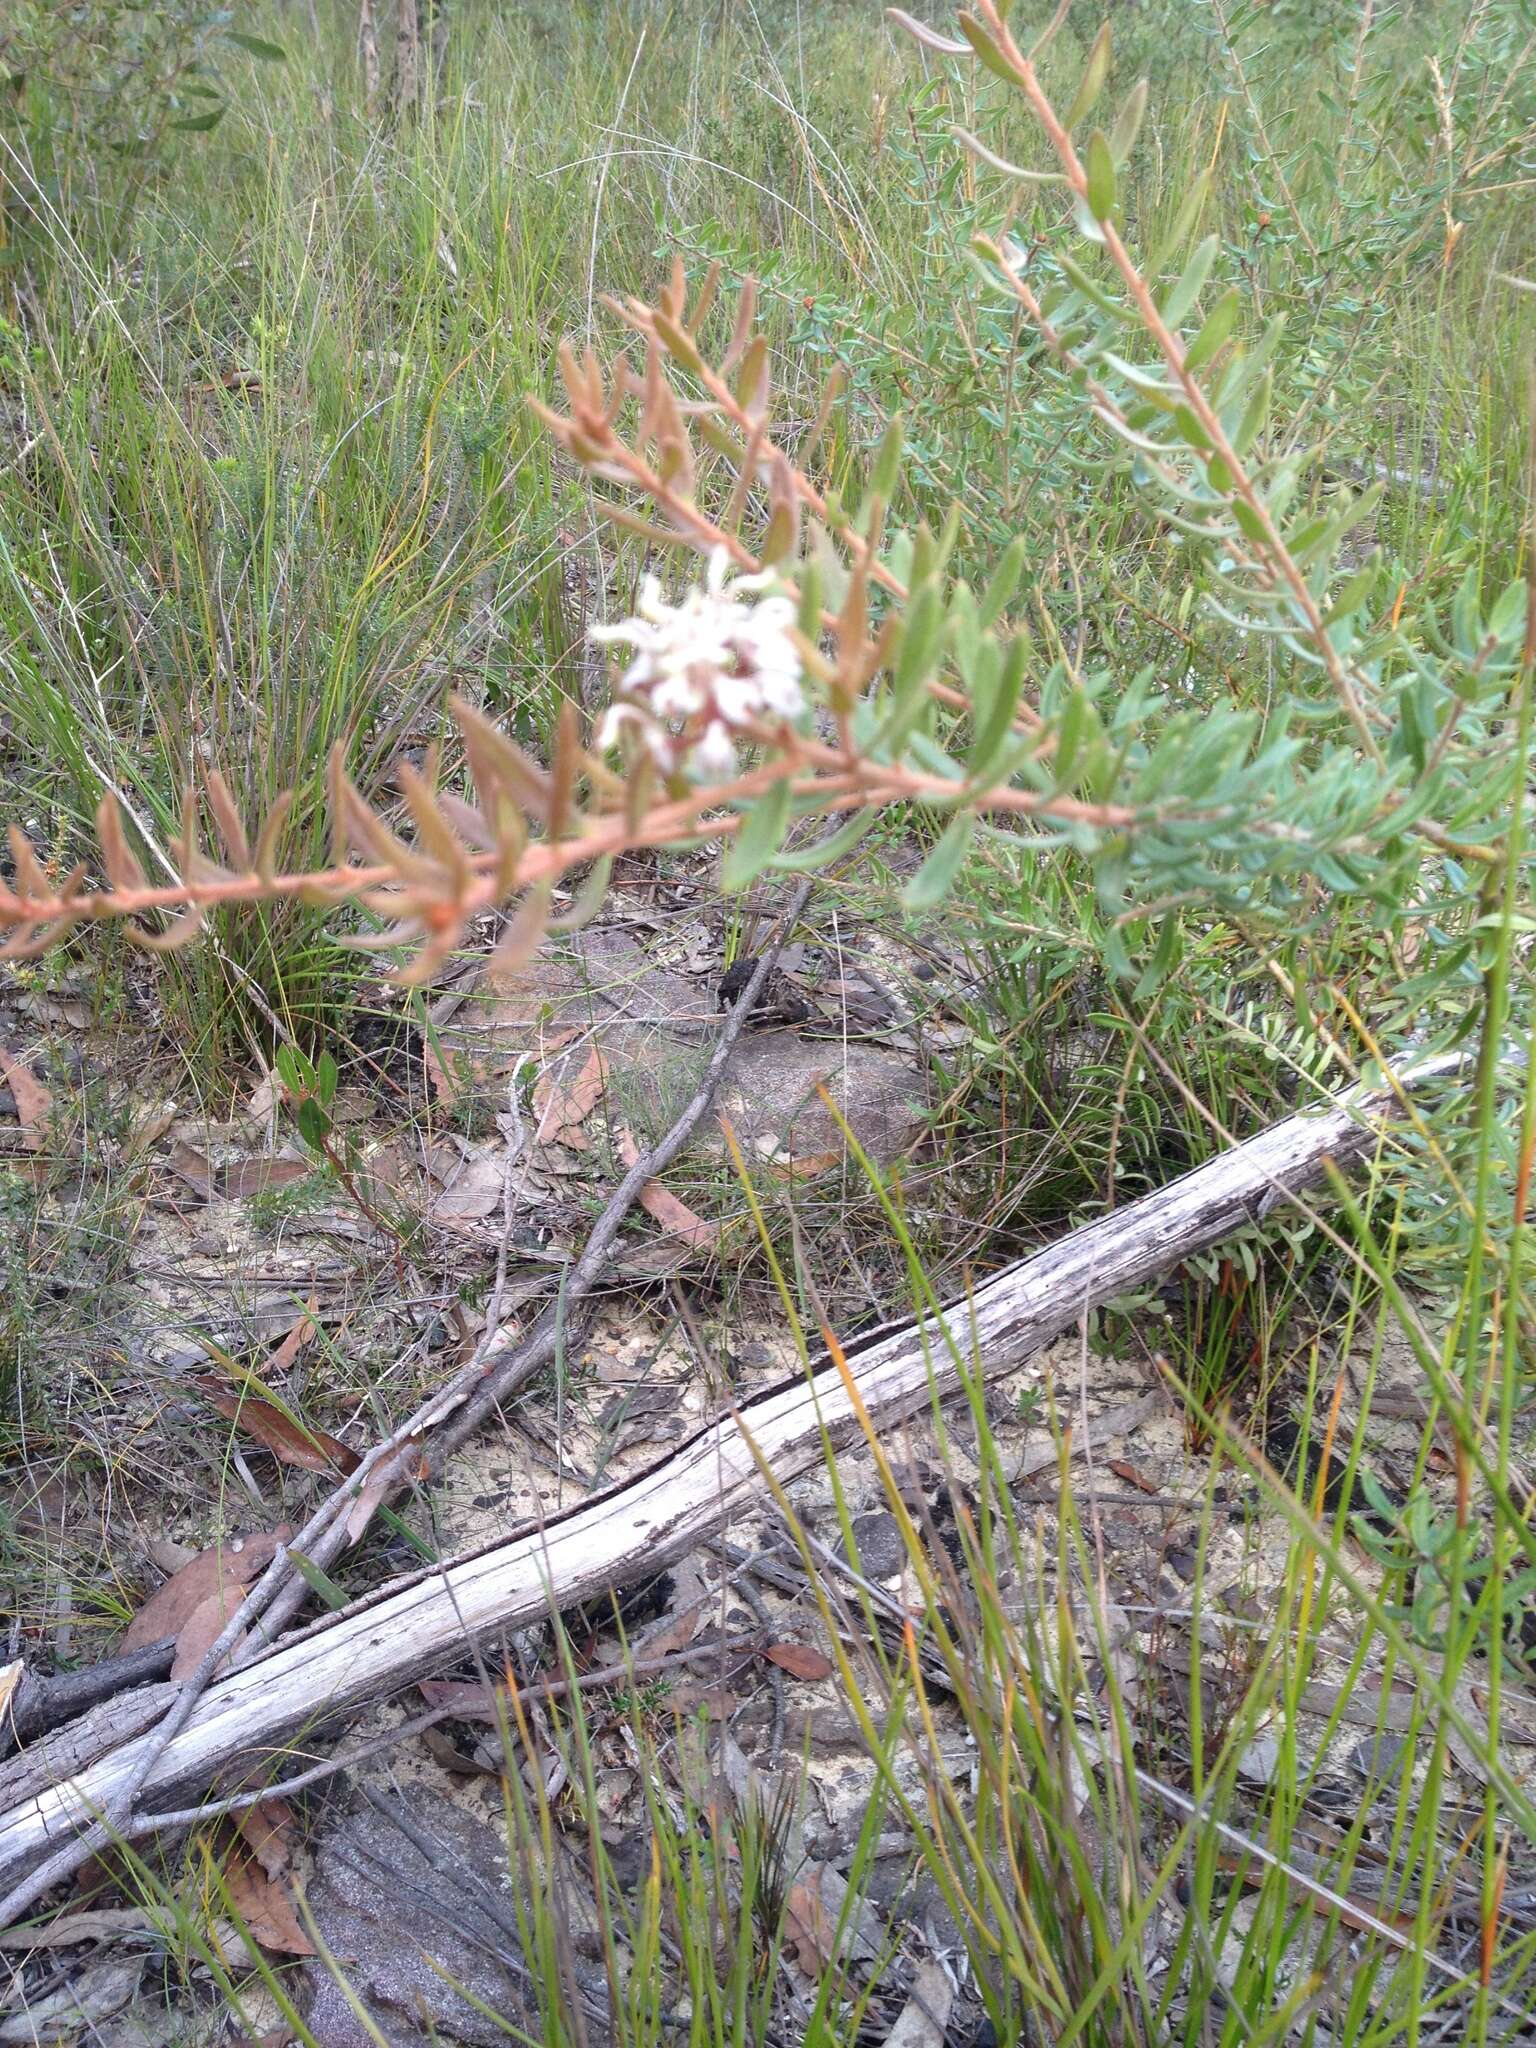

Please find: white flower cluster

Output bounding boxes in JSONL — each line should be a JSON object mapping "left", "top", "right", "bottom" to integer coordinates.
{"left": 592, "top": 549, "right": 805, "bottom": 782}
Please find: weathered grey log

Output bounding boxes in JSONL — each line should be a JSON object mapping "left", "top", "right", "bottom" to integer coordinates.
{"left": 0, "top": 1058, "right": 1460, "bottom": 1906}
{"left": 0, "top": 1686, "right": 179, "bottom": 1815}
{"left": 4, "top": 1641, "right": 175, "bottom": 1756}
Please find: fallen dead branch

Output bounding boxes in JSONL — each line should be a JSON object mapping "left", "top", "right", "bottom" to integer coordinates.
{"left": 0, "top": 1051, "right": 1467, "bottom": 1914}
{"left": 0, "top": 885, "right": 815, "bottom": 1926}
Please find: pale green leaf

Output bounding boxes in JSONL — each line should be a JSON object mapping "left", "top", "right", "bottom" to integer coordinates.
{"left": 902, "top": 812, "right": 976, "bottom": 911}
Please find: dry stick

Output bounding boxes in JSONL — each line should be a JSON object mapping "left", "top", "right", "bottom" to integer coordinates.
{"left": 109, "top": 1634, "right": 768, "bottom": 1845}
{"left": 0, "top": 877, "right": 816, "bottom": 1928}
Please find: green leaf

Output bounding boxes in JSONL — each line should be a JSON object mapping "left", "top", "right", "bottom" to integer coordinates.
{"left": 871, "top": 413, "right": 904, "bottom": 501}
{"left": 171, "top": 107, "right": 225, "bottom": 132}
{"left": 1183, "top": 287, "right": 1239, "bottom": 372}
{"left": 956, "top": 13, "right": 1019, "bottom": 85}
{"left": 274, "top": 1045, "right": 308, "bottom": 1096}
{"left": 1159, "top": 235, "right": 1219, "bottom": 329}
{"left": 1151, "top": 173, "right": 1212, "bottom": 271}
{"left": 224, "top": 30, "right": 289, "bottom": 59}
{"left": 978, "top": 539, "right": 1028, "bottom": 627}
{"left": 1325, "top": 560, "right": 1378, "bottom": 626}
{"left": 295, "top": 1099, "right": 332, "bottom": 1149}
{"left": 769, "top": 811, "right": 878, "bottom": 871}
{"left": 902, "top": 812, "right": 976, "bottom": 911}
{"left": 722, "top": 777, "right": 792, "bottom": 891}
{"left": 286, "top": 1549, "right": 349, "bottom": 1610}
{"left": 1053, "top": 686, "right": 1088, "bottom": 788}
{"left": 1055, "top": 250, "right": 1126, "bottom": 320}
{"left": 1064, "top": 23, "right": 1112, "bottom": 130}
{"left": 1233, "top": 497, "right": 1268, "bottom": 545}
{"left": 1108, "top": 78, "right": 1149, "bottom": 164}
{"left": 967, "top": 635, "right": 1029, "bottom": 779}
{"left": 548, "top": 856, "right": 614, "bottom": 934}
{"left": 880, "top": 578, "right": 947, "bottom": 750}
{"left": 1132, "top": 914, "right": 1184, "bottom": 1001}
{"left": 796, "top": 559, "right": 823, "bottom": 640}
{"left": 1085, "top": 131, "right": 1117, "bottom": 220}
{"left": 1231, "top": 368, "right": 1272, "bottom": 457}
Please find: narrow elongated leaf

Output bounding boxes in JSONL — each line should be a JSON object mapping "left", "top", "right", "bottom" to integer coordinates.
{"left": 871, "top": 413, "right": 904, "bottom": 501}
{"left": 1085, "top": 131, "right": 1117, "bottom": 220}
{"left": 952, "top": 127, "right": 1066, "bottom": 183}
{"left": 1056, "top": 250, "right": 1126, "bottom": 320}
{"left": 1109, "top": 79, "right": 1149, "bottom": 164}
{"left": 769, "top": 811, "right": 878, "bottom": 871}
{"left": 1184, "top": 287, "right": 1239, "bottom": 371}
{"left": 722, "top": 776, "right": 793, "bottom": 891}
{"left": 1151, "top": 172, "right": 1212, "bottom": 271}
{"left": 1063, "top": 23, "right": 1112, "bottom": 130}
{"left": 957, "top": 13, "right": 1019, "bottom": 84}
{"left": 880, "top": 579, "right": 946, "bottom": 750}
{"left": 1231, "top": 368, "right": 1273, "bottom": 456}
{"left": 902, "top": 812, "right": 976, "bottom": 910}
{"left": 1160, "top": 234, "right": 1219, "bottom": 329}
{"left": 225, "top": 30, "right": 288, "bottom": 58}
{"left": 286, "top": 1550, "right": 349, "bottom": 1610}
{"left": 968, "top": 636, "right": 1030, "bottom": 781}
{"left": 979, "top": 538, "right": 1028, "bottom": 627}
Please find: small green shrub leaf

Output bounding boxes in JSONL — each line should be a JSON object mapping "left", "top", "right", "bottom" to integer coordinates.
{"left": 902, "top": 811, "right": 975, "bottom": 910}
{"left": 1085, "top": 131, "right": 1117, "bottom": 219}
{"left": 1109, "top": 78, "right": 1149, "bottom": 164}
{"left": 1064, "top": 23, "right": 1112, "bottom": 130}
{"left": 769, "top": 811, "right": 878, "bottom": 871}
{"left": 224, "top": 31, "right": 289, "bottom": 60}
{"left": 1183, "top": 287, "right": 1239, "bottom": 371}
{"left": 880, "top": 578, "right": 947, "bottom": 750}
{"left": 722, "top": 776, "right": 792, "bottom": 891}
{"left": 1160, "top": 235, "right": 1220, "bottom": 329}
{"left": 956, "top": 13, "right": 1019, "bottom": 84}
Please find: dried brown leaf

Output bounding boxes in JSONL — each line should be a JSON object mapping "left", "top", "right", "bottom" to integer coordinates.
{"left": 344, "top": 1437, "right": 426, "bottom": 1544}
{"left": 190, "top": 1374, "right": 361, "bottom": 1476}
{"left": 171, "top": 1584, "right": 250, "bottom": 1679}
{"left": 416, "top": 1677, "right": 506, "bottom": 1723}
{"left": 429, "top": 1146, "right": 509, "bottom": 1222}
{"left": 783, "top": 1864, "right": 842, "bottom": 1975}
{"left": 1106, "top": 1459, "right": 1161, "bottom": 1496}
{"left": 533, "top": 1044, "right": 608, "bottom": 1145}
{"left": 223, "top": 1844, "right": 315, "bottom": 1956}
{"left": 424, "top": 1036, "right": 463, "bottom": 1106}
{"left": 169, "top": 1144, "right": 310, "bottom": 1200}
{"left": 616, "top": 1127, "right": 717, "bottom": 1250}
{"left": 122, "top": 1530, "right": 287, "bottom": 1654}
{"left": 762, "top": 1641, "right": 835, "bottom": 1682}
{"left": 231, "top": 1797, "right": 297, "bottom": 1881}
{"left": 169, "top": 1141, "right": 217, "bottom": 1193}
{"left": 267, "top": 1298, "right": 320, "bottom": 1376}
{"left": 0, "top": 1047, "right": 52, "bottom": 1147}
{"left": 0, "top": 1907, "right": 156, "bottom": 1952}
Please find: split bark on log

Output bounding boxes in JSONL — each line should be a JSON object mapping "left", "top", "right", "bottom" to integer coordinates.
{"left": 0, "top": 1058, "right": 1458, "bottom": 1903}
{"left": 4, "top": 1640, "right": 174, "bottom": 1752}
